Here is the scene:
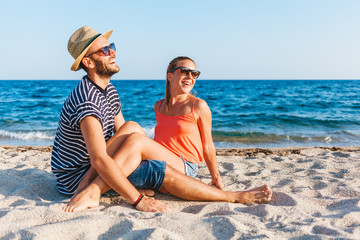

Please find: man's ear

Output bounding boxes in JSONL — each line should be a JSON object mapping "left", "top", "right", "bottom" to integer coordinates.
{"left": 82, "top": 57, "right": 95, "bottom": 69}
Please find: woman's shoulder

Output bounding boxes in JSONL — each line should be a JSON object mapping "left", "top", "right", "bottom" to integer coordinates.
{"left": 193, "top": 97, "right": 208, "bottom": 108}
{"left": 155, "top": 98, "right": 164, "bottom": 105}
{"left": 193, "top": 97, "right": 211, "bottom": 118}
{"left": 154, "top": 98, "right": 164, "bottom": 110}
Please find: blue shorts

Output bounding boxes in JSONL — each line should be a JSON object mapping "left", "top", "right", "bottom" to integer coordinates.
{"left": 127, "top": 159, "right": 166, "bottom": 190}
{"left": 184, "top": 160, "right": 198, "bottom": 177}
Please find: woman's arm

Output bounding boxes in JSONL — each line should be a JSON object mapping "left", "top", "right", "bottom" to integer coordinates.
{"left": 195, "top": 99, "right": 224, "bottom": 190}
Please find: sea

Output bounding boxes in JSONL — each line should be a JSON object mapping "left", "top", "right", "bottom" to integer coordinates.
{"left": 0, "top": 79, "right": 359, "bottom": 148}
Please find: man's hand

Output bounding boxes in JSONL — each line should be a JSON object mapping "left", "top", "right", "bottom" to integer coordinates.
{"left": 135, "top": 196, "right": 169, "bottom": 212}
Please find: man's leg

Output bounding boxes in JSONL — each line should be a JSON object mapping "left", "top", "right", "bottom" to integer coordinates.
{"left": 70, "top": 121, "right": 145, "bottom": 195}
{"left": 63, "top": 121, "right": 153, "bottom": 212}
{"left": 107, "top": 121, "right": 146, "bottom": 156}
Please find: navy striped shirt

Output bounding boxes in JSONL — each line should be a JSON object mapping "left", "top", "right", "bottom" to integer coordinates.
{"left": 51, "top": 76, "right": 121, "bottom": 195}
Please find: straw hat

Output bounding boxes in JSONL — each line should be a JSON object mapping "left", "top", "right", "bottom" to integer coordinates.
{"left": 68, "top": 25, "right": 113, "bottom": 71}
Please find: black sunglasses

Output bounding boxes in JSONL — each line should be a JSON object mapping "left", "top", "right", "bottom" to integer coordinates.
{"left": 169, "top": 67, "right": 201, "bottom": 79}
{"left": 86, "top": 43, "right": 116, "bottom": 57}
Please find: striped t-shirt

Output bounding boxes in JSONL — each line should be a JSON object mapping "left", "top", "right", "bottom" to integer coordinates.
{"left": 51, "top": 76, "right": 121, "bottom": 195}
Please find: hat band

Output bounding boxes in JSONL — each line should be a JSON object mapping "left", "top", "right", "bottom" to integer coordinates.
{"left": 80, "top": 33, "right": 101, "bottom": 55}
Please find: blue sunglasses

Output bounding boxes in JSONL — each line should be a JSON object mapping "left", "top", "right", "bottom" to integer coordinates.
{"left": 86, "top": 43, "right": 116, "bottom": 57}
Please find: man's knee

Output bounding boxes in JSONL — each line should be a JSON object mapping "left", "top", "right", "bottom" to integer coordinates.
{"left": 125, "top": 132, "right": 145, "bottom": 146}
{"left": 123, "top": 121, "right": 145, "bottom": 135}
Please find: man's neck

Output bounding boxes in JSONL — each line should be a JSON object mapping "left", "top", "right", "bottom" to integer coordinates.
{"left": 87, "top": 72, "right": 110, "bottom": 90}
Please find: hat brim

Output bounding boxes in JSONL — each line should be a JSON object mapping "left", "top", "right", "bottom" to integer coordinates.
{"left": 71, "top": 30, "right": 113, "bottom": 71}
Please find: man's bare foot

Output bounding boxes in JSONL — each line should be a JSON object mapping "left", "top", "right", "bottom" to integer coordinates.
{"left": 235, "top": 185, "right": 272, "bottom": 204}
{"left": 136, "top": 196, "right": 169, "bottom": 212}
{"left": 63, "top": 188, "right": 101, "bottom": 213}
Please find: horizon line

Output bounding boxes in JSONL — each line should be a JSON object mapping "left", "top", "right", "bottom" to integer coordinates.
{"left": 0, "top": 79, "right": 359, "bottom": 81}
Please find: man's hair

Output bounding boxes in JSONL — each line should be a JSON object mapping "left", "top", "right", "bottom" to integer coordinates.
{"left": 80, "top": 61, "right": 88, "bottom": 72}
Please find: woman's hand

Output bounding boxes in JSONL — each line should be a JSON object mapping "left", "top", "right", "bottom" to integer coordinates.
{"left": 211, "top": 176, "right": 224, "bottom": 190}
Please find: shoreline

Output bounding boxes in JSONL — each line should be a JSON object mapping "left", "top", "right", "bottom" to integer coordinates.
{"left": 1, "top": 144, "right": 360, "bottom": 155}
{"left": 1, "top": 145, "right": 360, "bottom": 238}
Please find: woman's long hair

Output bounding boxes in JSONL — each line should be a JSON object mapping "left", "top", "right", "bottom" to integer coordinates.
{"left": 165, "top": 56, "right": 196, "bottom": 111}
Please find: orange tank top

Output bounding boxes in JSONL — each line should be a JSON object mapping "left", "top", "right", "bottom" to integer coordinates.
{"left": 154, "top": 98, "right": 203, "bottom": 164}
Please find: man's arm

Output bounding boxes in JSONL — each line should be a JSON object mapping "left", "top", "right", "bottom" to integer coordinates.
{"left": 114, "top": 111, "right": 126, "bottom": 132}
{"left": 80, "top": 116, "right": 168, "bottom": 212}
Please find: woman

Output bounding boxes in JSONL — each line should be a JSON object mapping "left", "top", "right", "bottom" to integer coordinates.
{"left": 154, "top": 56, "right": 224, "bottom": 189}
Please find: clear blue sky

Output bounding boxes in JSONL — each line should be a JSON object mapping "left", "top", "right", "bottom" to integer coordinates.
{"left": 1, "top": 0, "right": 359, "bottom": 80}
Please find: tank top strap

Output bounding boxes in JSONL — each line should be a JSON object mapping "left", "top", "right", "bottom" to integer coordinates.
{"left": 192, "top": 97, "right": 198, "bottom": 111}
{"left": 192, "top": 97, "right": 196, "bottom": 109}
{"left": 191, "top": 97, "right": 197, "bottom": 119}
{"left": 157, "top": 99, "right": 164, "bottom": 113}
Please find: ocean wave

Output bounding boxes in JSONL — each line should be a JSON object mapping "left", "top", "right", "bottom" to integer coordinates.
{"left": 143, "top": 127, "right": 155, "bottom": 139}
{"left": 136, "top": 127, "right": 354, "bottom": 148}
{"left": 212, "top": 131, "right": 339, "bottom": 145}
{"left": 0, "top": 130, "right": 54, "bottom": 141}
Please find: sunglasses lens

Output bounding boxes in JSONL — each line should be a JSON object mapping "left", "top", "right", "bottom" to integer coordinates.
{"left": 191, "top": 71, "right": 200, "bottom": 79}
{"left": 101, "top": 43, "right": 116, "bottom": 56}
{"left": 102, "top": 46, "right": 110, "bottom": 56}
{"left": 109, "top": 43, "right": 116, "bottom": 52}
{"left": 180, "top": 69, "right": 190, "bottom": 76}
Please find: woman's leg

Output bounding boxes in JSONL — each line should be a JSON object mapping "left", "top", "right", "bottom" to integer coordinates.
{"left": 109, "top": 132, "right": 272, "bottom": 204}
{"left": 112, "top": 132, "right": 185, "bottom": 175}
{"left": 162, "top": 165, "right": 272, "bottom": 204}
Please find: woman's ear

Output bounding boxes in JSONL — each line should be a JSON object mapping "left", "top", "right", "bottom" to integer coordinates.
{"left": 167, "top": 72, "right": 173, "bottom": 82}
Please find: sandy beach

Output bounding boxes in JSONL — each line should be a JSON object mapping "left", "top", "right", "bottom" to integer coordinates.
{"left": 0, "top": 145, "right": 359, "bottom": 239}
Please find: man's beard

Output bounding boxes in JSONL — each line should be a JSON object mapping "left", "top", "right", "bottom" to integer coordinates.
{"left": 92, "top": 58, "right": 120, "bottom": 78}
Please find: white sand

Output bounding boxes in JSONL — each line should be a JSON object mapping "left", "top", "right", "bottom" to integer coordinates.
{"left": 0, "top": 145, "right": 359, "bottom": 239}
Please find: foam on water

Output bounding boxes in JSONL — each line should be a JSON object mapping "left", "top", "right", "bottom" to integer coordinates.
{"left": 0, "top": 129, "right": 54, "bottom": 141}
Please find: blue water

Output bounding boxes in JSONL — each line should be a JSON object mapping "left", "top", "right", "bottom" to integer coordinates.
{"left": 0, "top": 80, "right": 359, "bottom": 148}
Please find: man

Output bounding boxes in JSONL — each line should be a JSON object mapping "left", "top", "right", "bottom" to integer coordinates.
{"left": 51, "top": 26, "right": 272, "bottom": 213}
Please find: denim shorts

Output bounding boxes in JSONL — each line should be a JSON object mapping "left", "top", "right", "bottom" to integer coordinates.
{"left": 127, "top": 159, "right": 166, "bottom": 190}
{"left": 182, "top": 156, "right": 198, "bottom": 177}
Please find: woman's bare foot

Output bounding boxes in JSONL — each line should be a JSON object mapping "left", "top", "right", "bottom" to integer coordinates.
{"left": 63, "top": 187, "right": 101, "bottom": 213}
{"left": 235, "top": 185, "right": 272, "bottom": 204}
